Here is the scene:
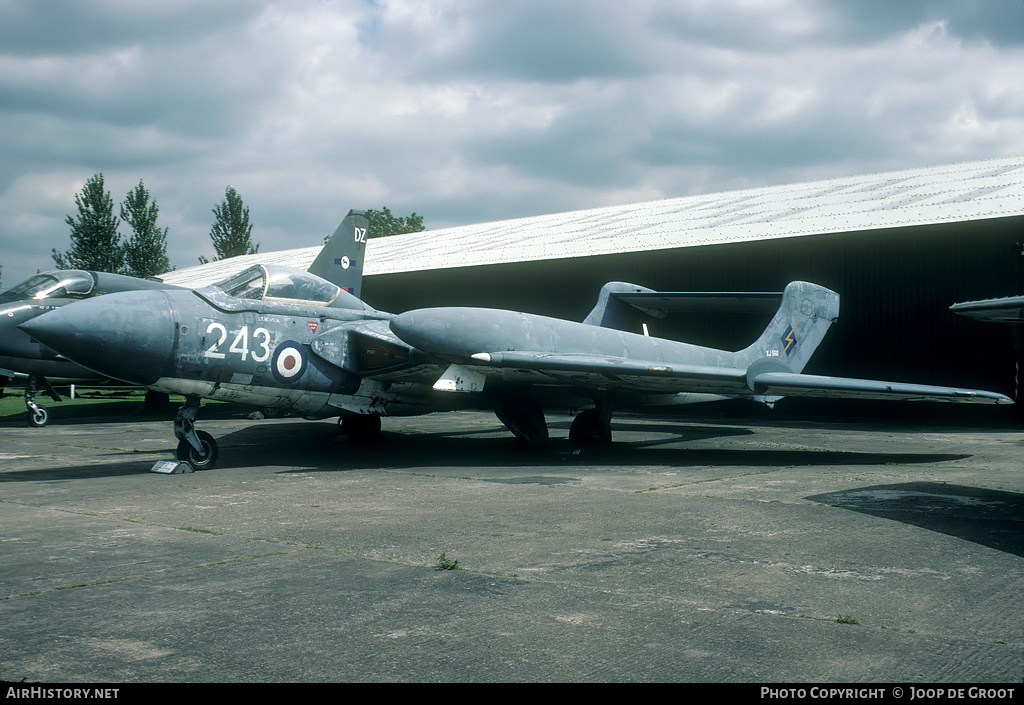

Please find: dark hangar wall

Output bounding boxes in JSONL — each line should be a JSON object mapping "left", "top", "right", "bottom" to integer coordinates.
{"left": 363, "top": 215, "right": 1024, "bottom": 402}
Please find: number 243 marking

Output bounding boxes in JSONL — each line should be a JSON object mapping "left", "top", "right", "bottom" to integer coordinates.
{"left": 204, "top": 323, "right": 271, "bottom": 362}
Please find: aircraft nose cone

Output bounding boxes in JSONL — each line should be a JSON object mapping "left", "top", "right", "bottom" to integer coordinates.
{"left": 19, "top": 290, "right": 177, "bottom": 385}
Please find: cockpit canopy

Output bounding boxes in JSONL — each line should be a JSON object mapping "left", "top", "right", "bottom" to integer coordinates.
{"left": 211, "top": 264, "right": 369, "bottom": 310}
{"left": 1, "top": 270, "right": 95, "bottom": 301}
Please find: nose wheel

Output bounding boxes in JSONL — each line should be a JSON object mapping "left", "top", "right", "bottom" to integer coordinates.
{"left": 173, "top": 397, "right": 219, "bottom": 470}
{"left": 176, "top": 430, "right": 218, "bottom": 470}
{"left": 25, "top": 375, "right": 60, "bottom": 428}
{"left": 28, "top": 403, "right": 50, "bottom": 428}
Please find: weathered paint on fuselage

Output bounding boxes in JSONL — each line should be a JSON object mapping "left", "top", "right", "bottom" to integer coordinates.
{"left": 0, "top": 271, "right": 183, "bottom": 379}
{"left": 19, "top": 285, "right": 457, "bottom": 417}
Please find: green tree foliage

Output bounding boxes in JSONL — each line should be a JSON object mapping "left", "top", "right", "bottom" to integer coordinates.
{"left": 121, "top": 180, "right": 173, "bottom": 278}
{"left": 366, "top": 207, "right": 426, "bottom": 238}
{"left": 52, "top": 173, "right": 124, "bottom": 273}
{"left": 200, "top": 186, "right": 258, "bottom": 263}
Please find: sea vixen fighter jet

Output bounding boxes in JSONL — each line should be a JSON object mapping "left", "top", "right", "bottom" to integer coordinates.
{"left": 22, "top": 268, "right": 1011, "bottom": 468}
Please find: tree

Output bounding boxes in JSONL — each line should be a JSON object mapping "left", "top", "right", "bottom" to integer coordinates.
{"left": 199, "top": 186, "right": 258, "bottom": 263}
{"left": 365, "top": 207, "right": 426, "bottom": 238}
{"left": 53, "top": 173, "right": 123, "bottom": 272}
{"left": 121, "top": 180, "right": 172, "bottom": 278}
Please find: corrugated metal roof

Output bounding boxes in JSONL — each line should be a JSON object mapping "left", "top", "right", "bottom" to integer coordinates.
{"left": 161, "top": 155, "right": 1024, "bottom": 288}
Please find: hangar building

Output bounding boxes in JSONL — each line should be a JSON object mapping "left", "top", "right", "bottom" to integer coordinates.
{"left": 164, "top": 155, "right": 1024, "bottom": 407}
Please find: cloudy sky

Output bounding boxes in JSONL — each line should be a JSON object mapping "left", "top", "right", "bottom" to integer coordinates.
{"left": 2, "top": 0, "right": 1023, "bottom": 286}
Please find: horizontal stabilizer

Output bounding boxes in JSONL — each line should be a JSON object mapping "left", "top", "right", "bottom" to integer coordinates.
{"left": 584, "top": 280, "right": 782, "bottom": 330}
{"left": 613, "top": 291, "right": 783, "bottom": 316}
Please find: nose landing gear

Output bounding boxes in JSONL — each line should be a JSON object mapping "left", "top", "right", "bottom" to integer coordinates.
{"left": 173, "top": 397, "right": 219, "bottom": 470}
{"left": 25, "top": 375, "right": 61, "bottom": 428}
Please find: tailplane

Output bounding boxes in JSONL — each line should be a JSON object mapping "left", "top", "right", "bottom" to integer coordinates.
{"left": 308, "top": 210, "right": 370, "bottom": 298}
{"left": 583, "top": 282, "right": 659, "bottom": 331}
{"left": 584, "top": 281, "right": 786, "bottom": 333}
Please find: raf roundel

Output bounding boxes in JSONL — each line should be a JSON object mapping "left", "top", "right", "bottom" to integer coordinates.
{"left": 271, "top": 341, "right": 308, "bottom": 383}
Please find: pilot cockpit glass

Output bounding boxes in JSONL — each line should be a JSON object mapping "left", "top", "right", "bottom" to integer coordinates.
{"left": 213, "top": 266, "right": 267, "bottom": 300}
{"left": 5, "top": 270, "right": 95, "bottom": 299}
{"left": 212, "top": 264, "right": 341, "bottom": 305}
{"left": 262, "top": 266, "right": 340, "bottom": 305}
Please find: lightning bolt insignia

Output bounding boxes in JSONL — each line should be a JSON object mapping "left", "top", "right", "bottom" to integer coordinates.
{"left": 781, "top": 322, "right": 799, "bottom": 356}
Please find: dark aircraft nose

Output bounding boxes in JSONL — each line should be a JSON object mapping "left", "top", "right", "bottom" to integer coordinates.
{"left": 19, "top": 290, "right": 177, "bottom": 385}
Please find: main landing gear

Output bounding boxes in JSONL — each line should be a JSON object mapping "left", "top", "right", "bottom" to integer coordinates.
{"left": 174, "top": 397, "right": 218, "bottom": 470}
{"left": 492, "top": 391, "right": 614, "bottom": 448}
{"left": 568, "top": 407, "right": 613, "bottom": 446}
{"left": 493, "top": 392, "right": 549, "bottom": 446}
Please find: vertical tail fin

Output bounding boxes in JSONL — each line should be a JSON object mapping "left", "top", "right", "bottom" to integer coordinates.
{"left": 740, "top": 281, "right": 840, "bottom": 373}
{"left": 308, "top": 210, "right": 370, "bottom": 298}
{"left": 583, "top": 281, "right": 659, "bottom": 330}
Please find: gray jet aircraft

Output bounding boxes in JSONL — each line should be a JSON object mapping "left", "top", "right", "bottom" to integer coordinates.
{"left": 0, "top": 210, "right": 368, "bottom": 427}
{"left": 22, "top": 263, "right": 1011, "bottom": 468}
{"left": 0, "top": 270, "right": 184, "bottom": 426}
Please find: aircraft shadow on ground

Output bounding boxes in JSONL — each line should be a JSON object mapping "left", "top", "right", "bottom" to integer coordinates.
{"left": 0, "top": 418, "right": 971, "bottom": 482}
{"left": 212, "top": 419, "right": 970, "bottom": 472}
{"left": 806, "top": 483, "right": 1024, "bottom": 558}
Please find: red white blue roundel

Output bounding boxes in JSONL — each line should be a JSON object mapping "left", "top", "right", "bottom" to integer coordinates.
{"left": 271, "top": 341, "right": 308, "bottom": 383}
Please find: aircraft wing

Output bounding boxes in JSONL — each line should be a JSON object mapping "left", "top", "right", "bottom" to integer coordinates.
{"left": 463, "top": 351, "right": 1012, "bottom": 404}
{"left": 467, "top": 351, "right": 751, "bottom": 394}
{"left": 949, "top": 295, "right": 1024, "bottom": 324}
{"left": 746, "top": 370, "right": 1011, "bottom": 403}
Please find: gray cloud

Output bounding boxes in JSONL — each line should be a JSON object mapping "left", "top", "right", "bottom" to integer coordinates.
{"left": 2, "top": 0, "right": 1023, "bottom": 286}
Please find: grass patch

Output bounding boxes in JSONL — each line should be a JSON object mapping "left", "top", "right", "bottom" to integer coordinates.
{"left": 0, "top": 388, "right": 255, "bottom": 424}
{"left": 0, "top": 388, "right": 144, "bottom": 422}
{"left": 435, "top": 552, "right": 462, "bottom": 571}
{"left": 176, "top": 526, "right": 223, "bottom": 535}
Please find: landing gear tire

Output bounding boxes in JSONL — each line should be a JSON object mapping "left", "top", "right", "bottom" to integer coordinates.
{"left": 28, "top": 405, "right": 49, "bottom": 428}
{"left": 569, "top": 408, "right": 612, "bottom": 447}
{"left": 176, "top": 430, "right": 218, "bottom": 470}
{"left": 25, "top": 374, "right": 55, "bottom": 428}
{"left": 493, "top": 393, "right": 549, "bottom": 447}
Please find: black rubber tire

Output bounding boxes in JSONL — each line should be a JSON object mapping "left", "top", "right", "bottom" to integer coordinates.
{"left": 176, "top": 430, "right": 219, "bottom": 470}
